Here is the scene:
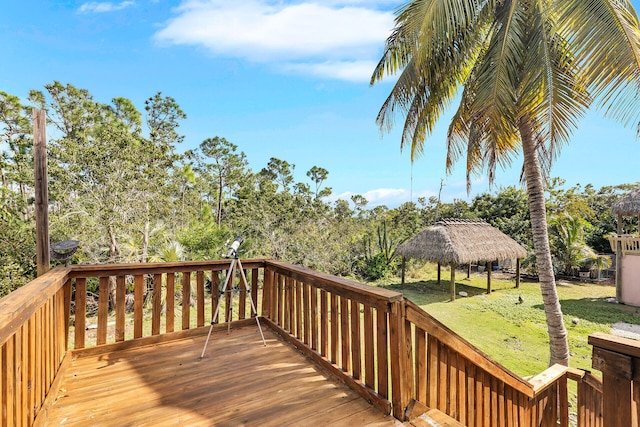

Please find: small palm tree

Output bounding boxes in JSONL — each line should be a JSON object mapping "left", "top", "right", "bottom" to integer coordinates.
{"left": 550, "top": 214, "right": 595, "bottom": 276}
{"left": 372, "top": 0, "right": 640, "bottom": 366}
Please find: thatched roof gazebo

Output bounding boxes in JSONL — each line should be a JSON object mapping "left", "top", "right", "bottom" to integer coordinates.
{"left": 611, "top": 186, "right": 640, "bottom": 217}
{"left": 397, "top": 219, "right": 527, "bottom": 300}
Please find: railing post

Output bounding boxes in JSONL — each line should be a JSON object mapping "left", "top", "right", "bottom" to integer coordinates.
{"left": 262, "top": 267, "right": 272, "bottom": 318}
{"left": 589, "top": 333, "right": 636, "bottom": 427}
{"left": 389, "top": 299, "right": 413, "bottom": 420}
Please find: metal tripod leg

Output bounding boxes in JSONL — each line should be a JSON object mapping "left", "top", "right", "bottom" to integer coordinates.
{"left": 199, "top": 257, "right": 266, "bottom": 360}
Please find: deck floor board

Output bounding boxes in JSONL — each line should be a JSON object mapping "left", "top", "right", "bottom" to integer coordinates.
{"left": 45, "top": 325, "right": 400, "bottom": 426}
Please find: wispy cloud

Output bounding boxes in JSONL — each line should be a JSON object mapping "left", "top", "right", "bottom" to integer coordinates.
{"left": 154, "top": 0, "right": 399, "bottom": 82}
{"left": 333, "top": 188, "right": 411, "bottom": 207}
{"left": 77, "top": 1, "right": 135, "bottom": 14}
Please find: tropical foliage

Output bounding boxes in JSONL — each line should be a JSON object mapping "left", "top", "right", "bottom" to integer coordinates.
{"left": 0, "top": 82, "right": 634, "bottom": 301}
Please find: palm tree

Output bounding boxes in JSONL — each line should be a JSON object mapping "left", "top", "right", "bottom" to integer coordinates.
{"left": 372, "top": 0, "right": 640, "bottom": 366}
{"left": 549, "top": 213, "right": 595, "bottom": 276}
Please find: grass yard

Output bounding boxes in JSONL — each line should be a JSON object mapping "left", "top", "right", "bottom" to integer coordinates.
{"left": 379, "top": 264, "right": 640, "bottom": 378}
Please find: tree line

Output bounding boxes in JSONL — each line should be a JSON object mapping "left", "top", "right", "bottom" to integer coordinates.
{"left": 0, "top": 82, "right": 635, "bottom": 296}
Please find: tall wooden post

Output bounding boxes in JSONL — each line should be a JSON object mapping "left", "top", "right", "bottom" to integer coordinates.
{"left": 450, "top": 262, "right": 456, "bottom": 301}
{"left": 437, "top": 263, "right": 441, "bottom": 285}
{"left": 486, "top": 261, "right": 492, "bottom": 294}
{"left": 589, "top": 333, "right": 636, "bottom": 427}
{"left": 401, "top": 257, "right": 406, "bottom": 285}
{"left": 617, "top": 214, "right": 623, "bottom": 302}
{"left": 515, "top": 258, "right": 521, "bottom": 288}
{"left": 33, "top": 109, "right": 50, "bottom": 276}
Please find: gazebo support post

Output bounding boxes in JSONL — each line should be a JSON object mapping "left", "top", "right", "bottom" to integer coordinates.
{"left": 486, "top": 261, "right": 492, "bottom": 294}
{"left": 616, "top": 213, "right": 623, "bottom": 302}
{"left": 437, "top": 263, "right": 441, "bottom": 285}
{"left": 401, "top": 257, "right": 406, "bottom": 285}
{"left": 467, "top": 263, "right": 471, "bottom": 279}
{"left": 450, "top": 262, "right": 456, "bottom": 301}
{"left": 515, "top": 258, "right": 521, "bottom": 289}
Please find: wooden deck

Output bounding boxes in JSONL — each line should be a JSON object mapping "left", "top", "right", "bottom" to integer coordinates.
{"left": 43, "top": 324, "right": 401, "bottom": 426}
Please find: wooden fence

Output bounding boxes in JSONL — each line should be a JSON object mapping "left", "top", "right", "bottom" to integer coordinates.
{"left": 0, "top": 259, "right": 621, "bottom": 426}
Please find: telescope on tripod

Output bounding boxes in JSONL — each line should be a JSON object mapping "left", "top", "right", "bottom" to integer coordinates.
{"left": 223, "top": 236, "right": 243, "bottom": 259}
{"left": 200, "top": 236, "right": 266, "bottom": 359}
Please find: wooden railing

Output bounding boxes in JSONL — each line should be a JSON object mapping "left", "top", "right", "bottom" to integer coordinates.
{"left": 608, "top": 234, "right": 640, "bottom": 254}
{"left": 68, "top": 259, "right": 265, "bottom": 349}
{"left": 0, "top": 266, "right": 71, "bottom": 427}
{"left": 260, "top": 260, "right": 403, "bottom": 415}
{"left": 0, "top": 259, "right": 616, "bottom": 426}
{"left": 259, "top": 260, "right": 604, "bottom": 425}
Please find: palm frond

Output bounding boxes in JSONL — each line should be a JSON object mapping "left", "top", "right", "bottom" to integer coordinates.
{"left": 559, "top": 0, "right": 640, "bottom": 126}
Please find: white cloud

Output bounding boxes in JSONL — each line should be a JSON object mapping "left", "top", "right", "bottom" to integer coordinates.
{"left": 77, "top": 1, "right": 135, "bottom": 13}
{"left": 333, "top": 188, "right": 408, "bottom": 207}
{"left": 154, "top": 0, "right": 397, "bottom": 82}
{"left": 282, "top": 60, "right": 379, "bottom": 82}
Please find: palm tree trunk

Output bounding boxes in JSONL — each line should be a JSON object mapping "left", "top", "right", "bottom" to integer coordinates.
{"left": 519, "top": 119, "right": 570, "bottom": 366}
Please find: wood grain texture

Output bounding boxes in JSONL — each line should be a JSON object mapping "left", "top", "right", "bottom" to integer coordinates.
{"left": 42, "top": 325, "right": 397, "bottom": 427}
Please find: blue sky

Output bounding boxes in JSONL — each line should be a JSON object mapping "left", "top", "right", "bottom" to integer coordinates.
{"left": 3, "top": 0, "right": 640, "bottom": 207}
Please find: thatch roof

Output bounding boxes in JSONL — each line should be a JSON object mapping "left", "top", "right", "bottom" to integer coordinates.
{"left": 611, "top": 186, "right": 640, "bottom": 216}
{"left": 396, "top": 219, "right": 527, "bottom": 265}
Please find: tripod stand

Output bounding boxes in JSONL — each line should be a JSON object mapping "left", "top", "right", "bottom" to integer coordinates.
{"left": 200, "top": 255, "right": 266, "bottom": 359}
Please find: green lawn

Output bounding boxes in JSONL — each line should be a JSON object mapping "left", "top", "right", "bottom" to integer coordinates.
{"left": 379, "top": 266, "right": 640, "bottom": 377}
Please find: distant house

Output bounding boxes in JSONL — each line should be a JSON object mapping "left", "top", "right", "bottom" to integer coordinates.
{"left": 609, "top": 186, "right": 640, "bottom": 306}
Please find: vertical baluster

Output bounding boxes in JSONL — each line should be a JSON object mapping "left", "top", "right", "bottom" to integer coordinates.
{"left": 467, "top": 363, "right": 476, "bottom": 427}
{"left": 330, "top": 293, "right": 339, "bottom": 364}
{"left": 415, "top": 326, "right": 426, "bottom": 403}
{"left": 166, "top": 273, "right": 175, "bottom": 333}
{"left": 182, "top": 272, "right": 191, "bottom": 329}
{"left": 35, "top": 308, "right": 43, "bottom": 409}
{"left": 350, "top": 300, "right": 361, "bottom": 380}
{"left": 196, "top": 271, "right": 205, "bottom": 327}
{"left": 48, "top": 298, "right": 54, "bottom": 384}
{"left": 28, "top": 316, "right": 35, "bottom": 421}
{"left": 303, "top": 283, "right": 310, "bottom": 346}
{"left": 310, "top": 286, "right": 318, "bottom": 350}
{"left": 211, "top": 271, "right": 220, "bottom": 323}
{"left": 224, "top": 269, "right": 232, "bottom": 323}
{"left": 0, "top": 341, "right": 4, "bottom": 426}
{"left": 340, "top": 296, "right": 350, "bottom": 373}
{"left": 497, "top": 380, "right": 505, "bottom": 427}
{"left": 449, "top": 351, "right": 458, "bottom": 417}
{"left": 251, "top": 268, "right": 259, "bottom": 317}
{"left": 283, "top": 277, "right": 290, "bottom": 332}
{"left": 320, "top": 289, "right": 328, "bottom": 357}
{"left": 238, "top": 269, "right": 247, "bottom": 320}
{"left": 15, "top": 328, "right": 22, "bottom": 426}
{"left": 152, "top": 273, "right": 162, "bottom": 335}
{"left": 490, "top": 376, "right": 498, "bottom": 426}
{"left": 295, "top": 280, "right": 302, "bottom": 338}
{"left": 115, "top": 276, "right": 126, "bottom": 341}
{"left": 74, "top": 278, "right": 86, "bottom": 349}
{"left": 287, "top": 278, "right": 295, "bottom": 333}
{"left": 376, "top": 309, "right": 388, "bottom": 398}
{"left": 458, "top": 353, "right": 467, "bottom": 424}
{"left": 363, "top": 305, "right": 375, "bottom": 389}
{"left": 97, "top": 276, "right": 109, "bottom": 345}
{"left": 3, "top": 336, "right": 15, "bottom": 426}
{"left": 134, "top": 274, "right": 144, "bottom": 338}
